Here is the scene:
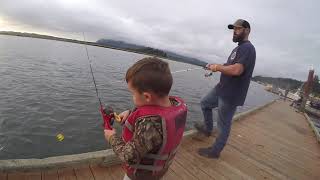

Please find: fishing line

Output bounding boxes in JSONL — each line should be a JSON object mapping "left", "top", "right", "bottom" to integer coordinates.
{"left": 92, "top": 67, "right": 213, "bottom": 88}
{"left": 82, "top": 32, "right": 102, "bottom": 107}
{"left": 171, "top": 67, "right": 203, "bottom": 74}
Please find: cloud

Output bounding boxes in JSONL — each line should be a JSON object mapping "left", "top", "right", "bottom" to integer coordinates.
{"left": 0, "top": 0, "right": 319, "bottom": 80}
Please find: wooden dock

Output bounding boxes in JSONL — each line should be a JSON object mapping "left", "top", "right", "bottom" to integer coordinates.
{"left": 1, "top": 100, "right": 320, "bottom": 180}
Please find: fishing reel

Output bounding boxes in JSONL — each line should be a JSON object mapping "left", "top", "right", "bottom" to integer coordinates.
{"left": 100, "top": 105, "right": 121, "bottom": 130}
{"left": 203, "top": 65, "right": 213, "bottom": 77}
{"left": 204, "top": 71, "right": 213, "bottom": 77}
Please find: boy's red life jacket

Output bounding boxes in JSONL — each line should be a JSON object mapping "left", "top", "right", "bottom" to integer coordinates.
{"left": 122, "top": 96, "right": 187, "bottom": 177}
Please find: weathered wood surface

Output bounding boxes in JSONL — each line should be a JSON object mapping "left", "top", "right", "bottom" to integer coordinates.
{"left": 2, "top": 101, "right": 320, "bottom": 180}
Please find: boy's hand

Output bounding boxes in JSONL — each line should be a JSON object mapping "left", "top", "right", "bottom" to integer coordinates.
{"left": 104, "top": 129, "right": 116, "bottom": 142}
{"left": 118, "top": 110, "right": 130, "bottom": 124}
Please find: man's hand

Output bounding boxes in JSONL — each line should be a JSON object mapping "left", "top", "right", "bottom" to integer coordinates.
{"left": 206, "top": 63, "right": 244, "bottom": 76}
{"left": 206, "top": 64, "right": 221, "bottom": 72}
{"left": 104, "top": 129, "right": 116, "bottom": 142}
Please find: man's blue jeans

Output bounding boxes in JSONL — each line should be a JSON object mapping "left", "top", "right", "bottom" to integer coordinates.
{"left": 200, "top": 87, "right": 237, "bottom": 154}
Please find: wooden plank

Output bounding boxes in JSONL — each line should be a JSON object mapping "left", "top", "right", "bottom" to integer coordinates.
{"left": 8, "top": 172, "right": 41, "bottom": 180}
{"left": 174, "top": 153, "right": 219, "bottom": 180}
{"left": 74, "top": 165, "right": 94, "bottom": 180}
{"left": 218, "top": 161, "right": 254, "bottom": 180}
{"left": 233, "top": 126, "right": 320, "bottom": 179}
{"left": 42, "top": 170, "right": 58, "bottom": 180}
{"left": 169, "top": 160, "right": 198, "bottom": 180}
{"left": 233, "top": 117, "right": 320, "bottom": 172}
{"left": 223, "top": 144, "right": 286, "bottom": 180}
{"left": 246, "top": 116, "right": 316, "bottom": 145}
{"left": 58, "top": 168, "right": 76, "bottom": 180}
{"left": 238, "top": 121, "right": 319, "bottom": 155}
{"left": 0, "top": 173, "right": 7, "bottom": 180}
{"left": 25, "top": 172, "right": 41, "bottom": 180}
{"left": 108, "top": 165, "right": 124, "bottom": 180}
{"left": 242, "top": 109, "right": 305, "bottom": 131}
{"left": 8, "top": 172, "right": 25, "bottom": 180}
{"left": 202, "top": 136, "right": 280, "bottom": 180}
{"left": 228, "top": 130, "right": 318, "bottom": 180}
{"left": 240, "top": 117, "right": 313, "bottom": 141}
{"left": 162, "top": 168, "right": 180, "bottom": 180}
{"left": 235, "top": 102, "right": 318, "bottom": 148}
{"left": 182, "top": 138, "right": 251, "bottom": 180}
{"left": 226, "top": 140, "right": 292, "bottom": 179}
{"left": 234, "top": 122, "right": 320, "bottom": 164}
{"left": 249, "top": 103, "right": 317, "bottom": 144}
{"left": 89, "top": 165, "right": 114, "bottom": 180}
{"left": 91, "top": 164, "right": 179, "bottom": 180}
{"left": 234, "top": 122, "right": 299, "bottom": 151}
{"left": 174, "top": 145, "right": 226, "bottom": 180}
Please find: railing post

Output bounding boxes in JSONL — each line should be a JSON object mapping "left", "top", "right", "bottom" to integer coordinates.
{"left": 300, "top": 68, "right": 315, "bottom": 112}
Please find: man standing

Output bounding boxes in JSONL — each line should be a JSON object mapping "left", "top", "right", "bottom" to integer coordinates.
{"left": 195, "top": 19, "right": 256, "bottom": 158}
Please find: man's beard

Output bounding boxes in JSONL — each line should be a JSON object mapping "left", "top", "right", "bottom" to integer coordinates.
{"left": 233, "top": 32, "right": 245, "bottom": 42}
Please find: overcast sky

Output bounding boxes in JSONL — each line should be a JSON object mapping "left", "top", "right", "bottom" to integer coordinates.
{"left": 0, "top": 0, "right": 319, "bottom": 80}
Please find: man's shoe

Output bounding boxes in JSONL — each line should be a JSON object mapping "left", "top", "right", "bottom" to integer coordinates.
{"left": 194, "top": 122, "right": 211, "bottom": 137}
{"left": 192, "top": 131, "right": 210, "bottom": 141}
{"left": 197, "top": 147, "right": 220, "bottom": 159}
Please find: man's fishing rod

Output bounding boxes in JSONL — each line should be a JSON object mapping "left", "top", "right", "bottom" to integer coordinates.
{"left": 94, "top": 66, "right": 213, "bottom": 87}
{"left": 171, "top": 67, "right": 213, "bottom": 77}
{"left": 193, "top": 61, "right": 214, "bottom": 77}
{"left": 82, "top": 33, "right": 119, "bottom": 130}
{"left": 171, "top": 67, "right": 202, "bottom": 74}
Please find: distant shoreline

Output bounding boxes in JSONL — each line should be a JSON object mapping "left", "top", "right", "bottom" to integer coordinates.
{"left": 0, "top": 31, "right": 153, "bottom": 57}
{"left": 0, "top": 31, "right": 205, "bottom": 66}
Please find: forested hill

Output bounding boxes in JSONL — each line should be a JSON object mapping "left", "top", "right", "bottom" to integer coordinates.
{"left": 0, "top": 31, "right": 208, "bottom": 67}
{"left": 96, "top": 39, "right": 208, "bottom": 67}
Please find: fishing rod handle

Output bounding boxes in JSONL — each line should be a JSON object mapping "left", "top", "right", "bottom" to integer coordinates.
{"left": 100, "top": 105, "right": 114, "bottom": 130}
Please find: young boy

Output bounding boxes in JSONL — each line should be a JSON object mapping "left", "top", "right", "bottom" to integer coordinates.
{"left": 103, "top": 57, "right": 187, "bottom": 180}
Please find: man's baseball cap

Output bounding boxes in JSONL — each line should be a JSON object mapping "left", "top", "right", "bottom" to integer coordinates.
{"left": 228, "top": 19, "right": 250, "bottom": 29}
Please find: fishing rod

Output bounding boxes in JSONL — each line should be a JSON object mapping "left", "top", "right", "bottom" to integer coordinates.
{"left": 83, "top": 33, "right": 102, "bottom": 107}
{"left": 94, "top": 66, "right": 213, "bottom": 87}
{"left": 189, "top": 60, "right": 214, "bottom": 77}
{"left": 171, "top": 67, "right": 203, "bottom": 74}
{"left": 171, "top": 67, "right": 213, "bottom": 77}
{"left": 82, "top": 33, "right": 119, "bottom": 130}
